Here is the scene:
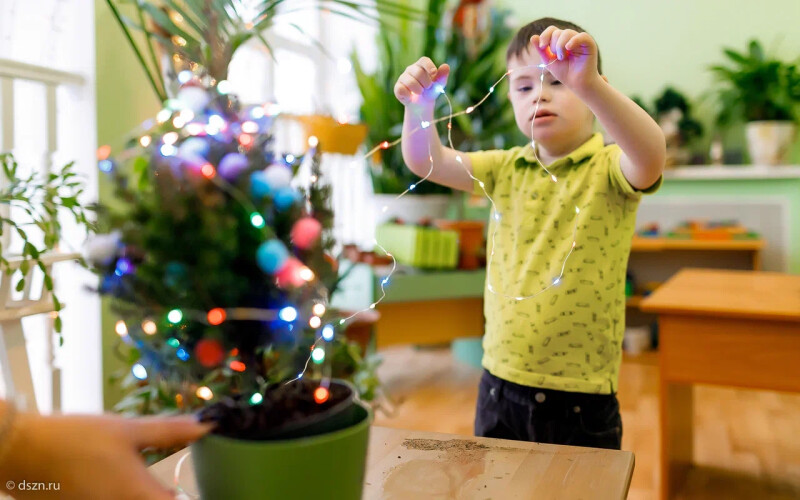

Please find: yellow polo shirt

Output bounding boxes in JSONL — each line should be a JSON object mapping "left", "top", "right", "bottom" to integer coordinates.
{"left": 467, "top": 133, "right": 660, "bottom": 394}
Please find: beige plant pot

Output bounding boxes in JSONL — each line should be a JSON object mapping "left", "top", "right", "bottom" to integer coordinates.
{"left": 745, "top": 121, "right": 797, "bottom": 165}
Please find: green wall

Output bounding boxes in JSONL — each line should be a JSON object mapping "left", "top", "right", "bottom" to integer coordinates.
{"left": 96, "top": 0, "right": 160, "bottom": 409}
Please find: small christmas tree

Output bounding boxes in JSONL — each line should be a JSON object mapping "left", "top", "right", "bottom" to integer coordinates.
{"left": 90, "top": 75, "right": 373, "bottom": 434}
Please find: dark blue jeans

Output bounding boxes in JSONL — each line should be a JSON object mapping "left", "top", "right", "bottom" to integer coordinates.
{"left": 474, "top": 370, "right": 622, "bottom": 450}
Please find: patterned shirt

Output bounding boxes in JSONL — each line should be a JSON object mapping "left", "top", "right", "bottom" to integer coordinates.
{"left": 467, "top": 133, "right": 660, "bottom": 393}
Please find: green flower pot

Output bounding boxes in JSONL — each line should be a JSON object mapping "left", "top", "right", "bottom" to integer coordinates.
{"left": 191, "top": 400, "right": 372, "bottom": 500}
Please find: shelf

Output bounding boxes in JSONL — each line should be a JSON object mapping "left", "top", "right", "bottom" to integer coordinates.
{"left": 663, "top": 165, "right": 800, "bottom": 180}
{"left": 631, "top": 237, "right": 764, "bottom": 252}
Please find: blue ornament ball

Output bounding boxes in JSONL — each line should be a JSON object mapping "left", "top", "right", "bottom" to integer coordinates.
{"left": 256, "top": 239, "right": 289, "bottom": 274}
{"left": 273, "top": 187, "right": 300, "bottom": 212}
{"left": 251, "top": 171, "right": 271, "bottom": 199}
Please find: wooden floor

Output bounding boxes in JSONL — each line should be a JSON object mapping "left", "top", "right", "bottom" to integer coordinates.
{"left": 372, "top": 346, "right": 800, "bottom": 499}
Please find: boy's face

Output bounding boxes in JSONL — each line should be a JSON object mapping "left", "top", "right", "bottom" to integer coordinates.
{"left": 507, "top": 48, "right": 595, "bottom": 152}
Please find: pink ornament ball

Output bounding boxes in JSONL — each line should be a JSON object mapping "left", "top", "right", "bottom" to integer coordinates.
{"left": 291, "top": 217, "right": 322, "bottom": 250}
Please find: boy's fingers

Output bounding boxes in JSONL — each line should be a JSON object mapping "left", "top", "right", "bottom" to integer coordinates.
{"left": 538, "top": 26, "right": 556, "bottom": 48}
{"left": 408, "top": 64, "right": 433, "bottom": 88}
{"left": 417, "top": 57, "right": 438, "bottom": 78}
{"left": 435, "top": 64, "right": 450, "bottom": 86}
{"left": 400, "top": 74, "right": 424, "bottom": 95}
{"left": 549, "top": 29, "right": 563, "bottom": 59}
{"left": 556, "top": 29, "right": 576, "bottom": 59}
{"left": 565, "top": 32, "right": 594, "bottom": 54}
{"left": 394, "top": 81, "right": 411, "bottom": 103}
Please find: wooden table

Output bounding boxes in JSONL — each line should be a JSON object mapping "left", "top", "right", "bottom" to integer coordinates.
{"left": 640, "top": 268, "right": 800, "bottom": 499}
{"left": 150, "top": 426, "right": 634, "bottom": 499}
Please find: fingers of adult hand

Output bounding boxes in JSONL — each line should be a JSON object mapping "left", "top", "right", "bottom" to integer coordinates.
{"left": 130, "top": 416, "right": 214, "bottom": 450}
{"left": 555, "top": 29, "right": 577, "bottom": 60}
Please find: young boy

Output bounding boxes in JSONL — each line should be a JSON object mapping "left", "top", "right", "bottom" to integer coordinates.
{"left": 393, "top": 17, "right": 665, "bottom": 450}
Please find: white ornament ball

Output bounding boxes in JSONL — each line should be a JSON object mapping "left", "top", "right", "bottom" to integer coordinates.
{"left": 177, "top": 86, "right": 211, "bottom": 114}
{"left": 263, "top": 164, "right": 293, "bottom": 191}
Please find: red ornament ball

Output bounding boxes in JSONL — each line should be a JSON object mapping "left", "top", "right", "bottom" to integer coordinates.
{"left": 291, "top": 217, "right": 322, "bottom": 250}
{"left": 275, "top": 257, "right": 306, "bottom": 288}
{"left": 195, "top": 339, "right": 225, "bottom": 368}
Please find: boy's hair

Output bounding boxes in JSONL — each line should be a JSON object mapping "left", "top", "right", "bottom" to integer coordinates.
{"left": 507, "top": 17, "right": 602, "bottom": 74}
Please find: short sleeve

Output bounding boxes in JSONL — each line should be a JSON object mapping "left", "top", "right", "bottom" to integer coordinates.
{"left": 466, "top": 149, "right": 517, "bottom": 197}
{"left": 606, "top": 144, "right": 662, "bottom": 198}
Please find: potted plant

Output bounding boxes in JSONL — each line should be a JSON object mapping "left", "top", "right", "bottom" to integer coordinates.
{"left": 633, "top": 88, "right": 703, "bottom": 166}
{"left": 99, "top": 2, "right": 420, "bottom": 498}
{"left": 352, "top": 0, "right": 522, "bottom": 224}
{"left": 710, "top": 40, "right": 800, "bottom": 165}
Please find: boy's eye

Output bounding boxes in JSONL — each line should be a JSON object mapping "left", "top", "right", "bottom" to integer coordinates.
{"left": 517, "top": 86, "right": 532, "bottom": 92}
{"left": 550, "top": 80, "right": 562, "bottom": 86}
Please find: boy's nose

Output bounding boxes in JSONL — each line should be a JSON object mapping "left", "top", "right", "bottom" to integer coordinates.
{"left": 533, "top": 85, "right": 551, "bottom": 103}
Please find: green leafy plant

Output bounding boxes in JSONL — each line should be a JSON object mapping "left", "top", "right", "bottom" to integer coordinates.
{"left": 106, "top": 0, "right": 425, "bottom": 101}
{"left": 352, "top": 0, "right": 522, "bottom": 195}
{"left": 710, "top": 40, "right": 800, "bottom": 126}
{"left": 0, "top": 154, "right": 94, "bottom": 332}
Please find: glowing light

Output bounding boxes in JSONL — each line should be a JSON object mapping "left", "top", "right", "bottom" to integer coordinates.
{"left": 217, "top": 80, "right": 232, "bottom": 94}
{"left": 312, "top": 303, "right": 326, "bottom": 316}
{"left": 250, "top": 106, "right": 265, "bottom": 119}
{"left": 177, "top": 70, "right": 193, "bottom": 84}
{"left": 494, "top": 212, "right": 501, "bottom": 221}
{"left": 249, "top": 393, "right": 263, "bottom": 405}
{"left": 142, "top": 320, "right": 157, "bottom": 335}
{"left": 551, "top": 175, "right": 558, "bottom": 183}
{"left": 98, "top": 160, "right": 113, "bottom": 173}
{"left": 279, "top": 306, "right": 298, "bottom": 322}
{"left": 466, "top": 106, "right": 474, "bottom": 114}
{"left": 201, "top": 164, "right": 216, "bottom": 179}
{"left": 309, "top": 316, "right": 322, "bottom": 329}
{"left": 308, "top": 135, "right": 319, "bottom": 148}
{"left": 97, "top": 145, "right": 111, "bottom": 160}
{"left": 242, "top": 121, "right": 259, "bottom": 134}
{"left": 163, "top": 132, "right": 179, "bottom": 145}
{"left": 250, "top": 212, "right": 265, "bottom": 228}
{"left": 160, "top": 144, "right": 177, "bottom": 157}
{"left": 207, "top": 308, "right": 226, "bottom": 326}
{"left": 489, "top": 86, "right": 496, "bottom": 93}
{"left": 186, "top": 123, "right": 204, "bottom": 136}
{"left": 434, "top": 84, "right": 445, "bottom": 94}
{"left": 167, "top": 308, "right": 183, "bottom": 324}
{"left": 311, "top": 347, "right": 325, "bottom": 363}
{"left": 208, "top": 114, "right": 225, "bottom": 129}
{"left": 409, "top": 184, "right": 416, "bottom": 191}
{"left": 421, "top": 121, "right": 430, "bottom": 129}
{"left": 171, "top": 35, "right": 187, "bottom": 47}
{"left": 299, "top": 267, "right": 315, "bottom": 281}
{"left": 115, "top": 320, "right": 128, "bottom": 337}
{"left": 285, "top": 154, "right": 296, "bottom": 163}
{"left": 196, "top": 386, "right": 213, "bottom": 400}
{"left": 322, "top": 325, "right": 334, "bottom": 341}
{"left": 229, "top": 361, "right": 246, "bottom": 372}
{"left": 132, "top": 363, "right": 147, "bottom": 380}
{"left": 455, "top": 155, "right": 463, "bottom": 163}
{"left": 239, "top": 134, "right": 254, "bottom": 147}
{"left": 314, "top": 386, "right": 329, "bottom": 404}
{"left": 139, "top": 135, "right": 152, "bottom": 147}
{"left": 380, "top": 141, "right": 390, "bottom": 150}
{"left": 575, "top": 207, "right": 580, "bottom": 214}
{"left": 478, "top": 181, "right": 485, "bottom": 188}
{"left": 552, "top": 277, "right": 562, "bottom": 286}
{"left": 167, "top": 338, "right": 180, "bottom": 348}
{"left": 157, "top": 109, "right": 172, "bottom": 123}
{"left": 176, "top": 348, "right": 190, "bottom": 361}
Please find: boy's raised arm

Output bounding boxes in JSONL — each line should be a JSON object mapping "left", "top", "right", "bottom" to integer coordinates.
{"left": 533, "top": 29, "right": 666, "bottom": 190}
{"left": 395, "top": 57, "right": 476, "bottom": 193}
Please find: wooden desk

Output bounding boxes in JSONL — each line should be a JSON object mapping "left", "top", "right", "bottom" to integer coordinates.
{"left": 150, "top": 426, "right": 634, "bottom": 499}
{"left": 640, "top": 269, "right": 800, "bottom": 499}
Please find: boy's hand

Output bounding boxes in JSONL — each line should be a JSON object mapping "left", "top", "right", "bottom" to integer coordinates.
{"left": 394, "top": 57, "right": 450, "bottom": 106}
{"left": 530, "top": 28, "right": 601, "bottom": 94}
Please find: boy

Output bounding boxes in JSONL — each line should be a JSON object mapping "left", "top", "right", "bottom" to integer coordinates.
{"left": 393, "top": 17, "right": 665, "bottom": 450}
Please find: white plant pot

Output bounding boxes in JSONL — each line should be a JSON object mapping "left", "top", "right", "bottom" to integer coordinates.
{"left": 745, "top": 121, "right": 797, "bottom": 165}
{"left": 372, "top": 193, "right": 452, "bottom": 226}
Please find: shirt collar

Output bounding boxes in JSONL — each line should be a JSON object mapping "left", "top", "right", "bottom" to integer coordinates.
{"left": 515, "top": 133, "right": 604, "bottom": 169}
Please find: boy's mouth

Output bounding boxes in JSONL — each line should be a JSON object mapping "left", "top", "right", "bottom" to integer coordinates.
{"left": 533, "top": 110, "right": 557, "bottom": 120}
